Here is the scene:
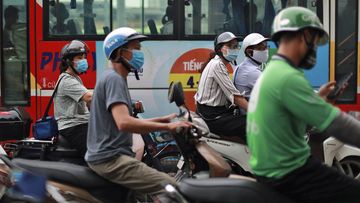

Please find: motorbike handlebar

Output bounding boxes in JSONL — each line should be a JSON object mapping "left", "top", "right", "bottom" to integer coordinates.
{"left": 204, "top": 133, "right": 221, "bottom": 139}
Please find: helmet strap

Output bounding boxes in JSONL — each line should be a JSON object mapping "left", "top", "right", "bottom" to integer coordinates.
{"left": 116, "top": 56, "right": 132, "bottom": 72}
{"left": 134, "top": 70, "right": 140, "bottom": 80}
{"left": 249, "top": 56, "right": 262, "bottom": 66}
{"left": 116, "top": 56, "right": 140, "bottom": 80}
{"left": 299, "top": 31, "right": 317, "bottom": 69}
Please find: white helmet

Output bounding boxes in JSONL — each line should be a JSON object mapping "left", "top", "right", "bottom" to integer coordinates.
{"left": 242, "top": 33, "right": 269, "bottom": 53}
{"left": 103, "top": 27, "right": 147, "bottom": 59}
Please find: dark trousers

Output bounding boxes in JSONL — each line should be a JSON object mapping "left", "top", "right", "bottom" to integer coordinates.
{"left": 196, "top": 103, "right": 246, "bottom": 141}
{"left": 256, "top": 157, "right": 360, "bottom": 203}
{"left": 59, "top": 123, "right": 88, "bottom": 157}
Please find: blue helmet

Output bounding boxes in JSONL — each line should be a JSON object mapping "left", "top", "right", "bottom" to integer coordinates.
{"left": 103, "top": 27, "right": 147, "bottom": 59}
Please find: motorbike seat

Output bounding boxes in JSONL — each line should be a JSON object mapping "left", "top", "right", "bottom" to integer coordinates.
{"left": 179, "top": 178, "right": 295, "bottom": 203}
{"left": 57, "top": 134, "right": 75, "bottom": 149}
{"left": 11, "top": 158, "right": 122, "bottom": 190}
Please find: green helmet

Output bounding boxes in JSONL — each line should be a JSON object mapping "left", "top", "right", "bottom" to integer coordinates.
{"left": 272, "top": 6, "right": 328, "bottom": 45}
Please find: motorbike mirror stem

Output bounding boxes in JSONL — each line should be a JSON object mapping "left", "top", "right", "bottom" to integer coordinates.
{"left": 181, "top": 104, "right": 192, "bottom": 122}
{"left": 178, "top": 105, "right": 192, "bottom": 122}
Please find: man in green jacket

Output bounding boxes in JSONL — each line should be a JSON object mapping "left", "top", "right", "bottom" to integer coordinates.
{"left": 247, "top": 6, "right": 360, "bottom": 203}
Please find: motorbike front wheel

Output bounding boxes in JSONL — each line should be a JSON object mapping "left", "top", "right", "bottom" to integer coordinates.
{"left": 333, "top": 156, "right": 360, "bottom": 180}
{"left": 145, "top": 151, "right": 180, "bottom": 177}
{"left": 156, "top": 151, "right": 181, "bottom": 177}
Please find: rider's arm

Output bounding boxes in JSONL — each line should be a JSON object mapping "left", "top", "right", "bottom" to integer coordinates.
{"left": 234, "top": 95, "right": 248, "bottom": 111}
{"left": 323, "top": 112, "right": 360, "bottom": 148}
{"left": 144, "top": 113, "right": 177, "bottom": 123}
{"left": 81, "top": 91, "right": 93, "bottom": 106}
{"left": 212, "top": 62, "right": 248, "bottom": 110}
{"left": 61, "top": 75, "right": 90, "bottom": 105}
{"left": 111, "top": 103, "right": 190, "bottom": 134}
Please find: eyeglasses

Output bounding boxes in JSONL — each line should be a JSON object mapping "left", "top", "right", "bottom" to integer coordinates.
{"left": 253, "top": 42, "right": 269, "bottom": 51}
{"left": 226, "top": 43, "right": 241, "bottom": 50}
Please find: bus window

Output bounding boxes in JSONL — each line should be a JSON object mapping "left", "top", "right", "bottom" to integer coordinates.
{"left": 1, "top": 0, "right": 30, "bottom": 105}
{"left": 48, "top": 0, "right": 110, "bottom": 36}
{"left": 255, "top": 0, "right": 321, "bottom": 37}
{"left": 186, "top": 0, "right": 235, "bottom": 35}
{"left": 335, "top": 0, "right": 358, "bottom": 103}
{"left": 185, "top": 0, "right": 310, "bottom": 37}
{"left": 112, "top": 0, "right": 170, "bottom": 35}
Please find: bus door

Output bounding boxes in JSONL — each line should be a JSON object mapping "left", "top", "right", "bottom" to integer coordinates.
{"left": 0, "top": 0, "right": 30, "bottom": 106}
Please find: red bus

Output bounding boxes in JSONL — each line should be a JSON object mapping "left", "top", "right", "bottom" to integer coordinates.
{"left": 0, "top": 0, "right": 359, "bottom": 137}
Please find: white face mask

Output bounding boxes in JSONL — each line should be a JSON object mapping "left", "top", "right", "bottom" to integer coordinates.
{"left": 251, "top": 49, "right": 269, "bottom": 63}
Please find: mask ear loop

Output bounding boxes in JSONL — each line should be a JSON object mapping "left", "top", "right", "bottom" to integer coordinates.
{"left": 299, "top": 30, "right": 318, "bottom": 69}
{"left": 116, "top": 50, "right": 141, "bottom": 80}
{"left": 66, "top": 57, "right": 80, "bottom": 75}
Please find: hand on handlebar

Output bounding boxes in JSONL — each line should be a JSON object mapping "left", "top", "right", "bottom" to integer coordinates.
{"left": 159, "top": 113, "right": 177, "bottom": 123}
{"left": 168, "top": 121, "right": 192, "bottom": 134}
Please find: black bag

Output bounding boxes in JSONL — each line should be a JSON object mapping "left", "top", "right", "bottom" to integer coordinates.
{"left": 0, "top": 107, "right": 31, "bottom": 141}
{"left": 33, "top": 76, "right": 64, "bottom": 140}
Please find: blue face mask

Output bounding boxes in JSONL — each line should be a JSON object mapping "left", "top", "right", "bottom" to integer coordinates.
{"left": 74, "top": 59, "right": 88, "bottom": 73}
{"left": 128, "top": 50, "right": 144, "bottom": 71}
{"left": 223, "top": 48, "right": 239, "bottom": 62}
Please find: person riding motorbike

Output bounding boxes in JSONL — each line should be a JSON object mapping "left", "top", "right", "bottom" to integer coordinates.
{"left": 85, "top": 27, "right": 191, "bottom": 202}
{"left": 194, "top": 31, "right": 248, "bottom": 141}
{"left": 233, "top": 33, "right": 269, "bottom": 99}
{"left": 247, "top": 7, "right": 360, "bottom": 203}
{"left": 54, "top": 40, "right": 92, "bottom": 158}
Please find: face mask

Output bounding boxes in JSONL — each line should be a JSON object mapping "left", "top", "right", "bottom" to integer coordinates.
{"left": 74, "top": 59, "right": 88, "bottom": 73}
{"left": 223, "top": 47, "right": 239, "bottom": 62}
{"left": 299, "top": 32, "right": 318, "bottom": 69}
{"left": 128, "top": 50, "right": 145, "bottom": 71}
{"left": 251, "top": 49, "right": 269, "bottom": 63}
{"left": 299, "top": 45, "right": 317, "bottom": 69}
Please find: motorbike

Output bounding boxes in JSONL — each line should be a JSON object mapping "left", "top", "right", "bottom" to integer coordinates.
{"left": 193, "top": 106, "right": 360, "bottom": 180}
{"left": 0, "top": 153, "right": 130, "bottom": 202}
{"left": 4, "top": 134, "right": 85, "bottom": 165}
{"left": 133, "top": 100, "right": 181, "bottom": 176}
{"left": 0, "top": 102, "right": 180, "bottom": 202}
{"left": 323, "top": 137, "right": 360, "bottom": 180}
{"left": 3, "top": 101, "right": 180, "bottom": 176}
{"left": 307, "top": 111, "right": 360, "bottom": 181}
{"left": 197, "top": 118, "right": 252, "bottom": 175}
{"left": 163, "top": 81, "right": 295, "bottom": 203}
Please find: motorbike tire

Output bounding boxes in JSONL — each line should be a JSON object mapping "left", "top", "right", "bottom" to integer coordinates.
{"left": 333, "top": 156, "right": 360, "bottom": 180}
{"left": 154, "top": 151, "right": 181, "bottom": 177}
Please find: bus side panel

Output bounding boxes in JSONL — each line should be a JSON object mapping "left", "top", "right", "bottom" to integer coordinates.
{"left": 96, "top": 41, "right": 328, "bottom": 118}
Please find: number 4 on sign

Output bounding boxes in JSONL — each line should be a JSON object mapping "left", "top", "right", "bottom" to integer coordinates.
{"left": 187, "top": 76, "right": 194, "bottom": 88}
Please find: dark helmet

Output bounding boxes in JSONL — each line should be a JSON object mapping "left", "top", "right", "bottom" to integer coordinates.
{"left": 60, "top": 40, "right": 89, "bottom": 60}
{"left": 214, "top": 31, "right": 241, "bottom": 51}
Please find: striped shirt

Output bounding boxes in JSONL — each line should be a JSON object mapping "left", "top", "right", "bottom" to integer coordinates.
{"left": 195, "top": 55, "right": 242, "bottom": 107}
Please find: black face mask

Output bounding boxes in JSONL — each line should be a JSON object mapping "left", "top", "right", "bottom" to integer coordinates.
{"left": 299, "top": 32, "right": 318, "bottom": 69}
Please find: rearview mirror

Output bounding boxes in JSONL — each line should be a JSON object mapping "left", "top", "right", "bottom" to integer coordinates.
{"left": 168, "top": 81, "right": 185, "bottom": 107}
